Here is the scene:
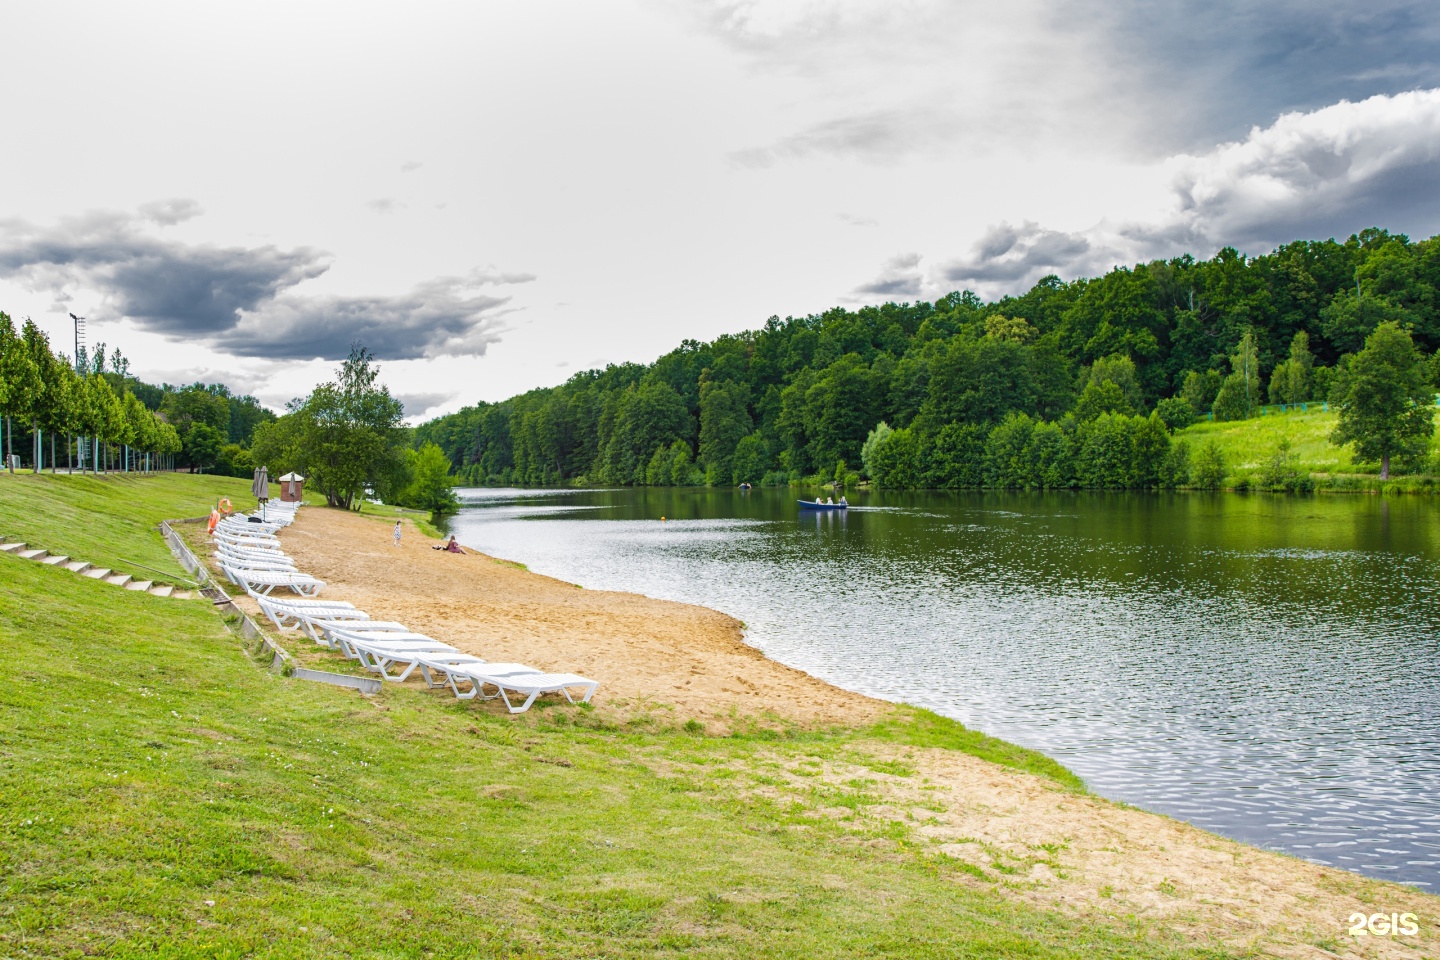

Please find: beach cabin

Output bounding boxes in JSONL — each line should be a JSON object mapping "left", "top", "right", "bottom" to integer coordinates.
{"left": 277, "top": 471, "right": 306, "bottom": 503}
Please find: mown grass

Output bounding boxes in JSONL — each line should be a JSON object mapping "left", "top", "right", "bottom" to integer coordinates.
{"left": 0, "top": 476, "right": 1231, "bottom": 959}
{"left": 0, "top": 472, "right": 259, "bottom": 579}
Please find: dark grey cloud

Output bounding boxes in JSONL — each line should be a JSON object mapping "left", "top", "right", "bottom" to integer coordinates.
{"left": 940, "top": 223, "right": 1094, "bottom": 286}
{"left": 0, "top": 209, "right": 328, "bottom": 336}
{"left": 212, "top": 271, "right": 524, "bottom": 361}
{"left": 395, "top": 391, "right": 455, "bottom": 418}
{"left": 852, "top": 252, "right": 923, "bottom": 299}
{"left": 1108, "top": 1, "right": 1440, "bottom": 151}
{"left": 0, "top": 204, "right": 535, "bottom": 361}
{"left": 689, "top": 1, "right": 1440, "bottom": 163}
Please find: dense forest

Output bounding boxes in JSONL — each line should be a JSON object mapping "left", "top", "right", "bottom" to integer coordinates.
{"left": 416, "top": 229, "right": 1440, "bottom": 490}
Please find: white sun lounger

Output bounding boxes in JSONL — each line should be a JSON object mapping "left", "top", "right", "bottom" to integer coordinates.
{"left": 332, "top": 632, "right": 472, "bottom": 681}
{"left": 219, "top": 553, "right": 294, "bottom": 570}
{"left": 214, "top": 532, "right": 283, "bottom": 549}
{"left": 443, "top": 663, "right": 599, "bottom": 713}
{"left": 220, "top": 564, "right": 324, "bottom": 597}
{"left": 254, "top": 595, "right": 367, "bottom": 634}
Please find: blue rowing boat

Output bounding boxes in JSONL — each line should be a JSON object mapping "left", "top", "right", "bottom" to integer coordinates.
{"left": 798, "top": 500, "right": 847, "bottom": 510}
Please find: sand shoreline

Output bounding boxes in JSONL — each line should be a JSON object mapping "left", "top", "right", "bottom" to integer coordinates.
{"left": 215, "top": 506, "right": 1435, "bottom": 957}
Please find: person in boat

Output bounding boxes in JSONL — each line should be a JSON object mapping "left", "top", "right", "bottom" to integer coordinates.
{"left": 840, "top": 496, "right": 847, "bottom": 506}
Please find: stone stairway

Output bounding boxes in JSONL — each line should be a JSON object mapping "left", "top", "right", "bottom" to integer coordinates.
{"left": 0, "top": 541, "right": 196, "bottom": 600}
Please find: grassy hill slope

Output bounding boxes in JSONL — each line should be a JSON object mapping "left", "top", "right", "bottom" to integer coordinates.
{"left": 0, "top": 472, "right": 258, "bottom": 578}
{"left": 1176, "top": 405, "right": 1440, "bottom": 487}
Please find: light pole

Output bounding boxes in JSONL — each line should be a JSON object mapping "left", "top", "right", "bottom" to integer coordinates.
{"left": 70, "top": 313, "right": 85, "bottom": 472}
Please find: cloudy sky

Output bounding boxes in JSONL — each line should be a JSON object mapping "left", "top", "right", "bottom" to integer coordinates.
{"left": 2, "top": 1, "right": 1439, "bottom": 420}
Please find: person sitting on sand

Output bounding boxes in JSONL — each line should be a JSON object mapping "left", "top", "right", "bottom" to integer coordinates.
{"left": 433, "top": 534, "right": 465, "bottom": 554}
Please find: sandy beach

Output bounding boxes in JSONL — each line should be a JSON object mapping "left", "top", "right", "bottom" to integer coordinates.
{"left": 219, "top": 508, "right": 1435, "bottom": 958}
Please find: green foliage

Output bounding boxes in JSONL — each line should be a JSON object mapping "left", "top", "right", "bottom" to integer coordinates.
{"left": 1256, "top": 439, "right": 1314, "bottom": 492}
{"left": 1192, "top": 440, "right": 1227, "bottom": 490}
{"left": 1320, "top": 290, "right": 1412, "bottom": 354}
{"left": 1073, "top": 379, "right": 1134, "bottom": 421}
{"left": 1212, "top": 329, "right": 1261, "bottom": 421}
{"left": 413, "top": 229, "right": 1440, "bottom": 492}
{"left": 1154, "top": 396, "right": 1195, "bottom": 431}
{"left": 1331, "top": 322, "right": 1435, "bottom": 479}
{"left": 859, "top": 421, "right": 893, "bottom": 479}
{"left": 262, "top": 345, "right": 407, "bottom": 508}
{"left": 697, "top": 378, "right": 751, "bottom": 481}
{"left": 1267, "top": 331, "right": 1315, "bottom": 405}
{"left": 395, "top": 442, "right": 460, "bottom": 512}
{"left": 182, "top": 422, "right": 223, "bottom": 473}
{"left": 1180, "top": 369, "right": 1223, "bottom": 415}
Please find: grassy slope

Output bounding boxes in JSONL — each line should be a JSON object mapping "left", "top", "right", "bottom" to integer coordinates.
{"left": 1176, "top": 406, "right": 1440, "bottom": 482}
{"left": 0, "top": 477, "right": 1224, "bottom": 959}
{"left": 0, "top": 472, "right": 259, "bottom": 579}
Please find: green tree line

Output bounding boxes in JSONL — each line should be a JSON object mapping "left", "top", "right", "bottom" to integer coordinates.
{"left": 418, "top": 228, "right": 1440, "bottom": 490}
{"left": 0, "top": 312, "right": 279, "bottom": 476}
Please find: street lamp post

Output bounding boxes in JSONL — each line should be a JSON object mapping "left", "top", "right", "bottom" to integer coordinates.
{"left": 70, "top": 313, "right": 85, "bottom": 472}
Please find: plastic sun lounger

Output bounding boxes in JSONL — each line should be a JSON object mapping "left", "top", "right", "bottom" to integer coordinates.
{"left": 333, "top": 633, "right": 469, "bottom": 681}
{"left": 221, "top": 565, "right": 324, "bottom": 597}
{"left": 216, "top": 529, "right": 286, "bottom": 544}
{"left": 253, "top": 597, "right": 362, "bottom": 630}
{"left": 216, "top": 546, "right": 292, "bottom": 564}
{"left": 309, "top": 619, "right": 412, "bottom": 649}
{"left": 253, "top": 597, "right": 375, "bottom": 642}
{"left": 217, "top": 553, "right": 296, "bottom": 573}
{"left": 444, "top": 664, "right": 599, "bottom": 713}
{"left": 211, "top": 532, "right": 282, "bottom": 546}
{"left": 218, "top": 550, "right": 293, "bottom": 567}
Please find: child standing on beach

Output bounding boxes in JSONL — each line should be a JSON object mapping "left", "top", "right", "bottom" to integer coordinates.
{"left": 393, "top": 520, "right": 402, "bottom": 547}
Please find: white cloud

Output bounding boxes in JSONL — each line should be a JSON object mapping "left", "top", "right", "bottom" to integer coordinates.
{"left": 893, "top": 88, "right": 1440, "bottom": 299}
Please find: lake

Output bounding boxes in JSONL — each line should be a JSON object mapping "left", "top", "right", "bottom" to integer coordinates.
{"left": 445, "top": 487, "right": 1440, "bottom": 888}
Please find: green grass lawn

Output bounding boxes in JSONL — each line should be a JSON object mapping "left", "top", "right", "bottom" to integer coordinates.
{"left": 0, "top": 472, "right": 259, "bottom": 580}
{"left": 0, "top": 475, "right": 1228, "bottom": 959}
{"left": 1176, "top": 405, "right": 1440, "bottom": 483}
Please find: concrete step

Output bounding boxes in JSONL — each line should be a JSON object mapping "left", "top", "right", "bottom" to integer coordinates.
{"left": 64, "top": 560, "right": 92, "bottom": 574}
{"left": 83, "top": 567, "right": 112, "bottom": 580}
{"left": 17, "top": 549, "right": 47, "bottom": 561}
{"left": 105, "top": 574, "right": 132, "bottom": 588}
{"left": 0, "top": 542, "right": 24, "bottom": 553}
{"left": 172, "top": 590, "right": 195, "bottom": 600}
{"left": 148, "top": 584, "right": 175, "bottom": 598}
{"left": 41, "top": 554, "right": 69, "bottom": 566}
{"left": 125, "top": 580, "right": 153, "bottom": 592}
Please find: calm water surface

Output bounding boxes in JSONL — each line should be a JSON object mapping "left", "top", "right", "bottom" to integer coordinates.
{"left": 446, "top": 488, "right": 1440, "bottom": 887}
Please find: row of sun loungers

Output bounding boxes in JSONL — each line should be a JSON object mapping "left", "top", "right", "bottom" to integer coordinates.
{"left": 209, "top": 506, "right": 598, "bottom": 713}
{"left": 214, "top": 508, "right": 325, "bottom": 596}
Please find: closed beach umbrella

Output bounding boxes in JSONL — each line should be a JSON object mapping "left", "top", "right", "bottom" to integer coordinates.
{"left": 252, "top": 465, "right": 269, "bottom": 500}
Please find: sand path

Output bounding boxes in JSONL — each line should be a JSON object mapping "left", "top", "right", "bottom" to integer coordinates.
{"left": 271, "top": 508, "right": 883, "bottom": 729}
